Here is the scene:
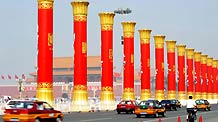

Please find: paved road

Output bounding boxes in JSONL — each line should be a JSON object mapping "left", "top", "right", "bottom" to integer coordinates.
{"left": 1, "top": 104, "right": 218, "bottom": 122}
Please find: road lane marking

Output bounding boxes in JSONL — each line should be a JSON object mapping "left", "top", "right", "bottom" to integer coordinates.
{"left": 81, "top": 117, "right": 112, "bottom": 122}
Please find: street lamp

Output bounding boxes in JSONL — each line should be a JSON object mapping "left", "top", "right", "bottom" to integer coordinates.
{"left": 17, "top": 79, "right": 23, "bottom": 99}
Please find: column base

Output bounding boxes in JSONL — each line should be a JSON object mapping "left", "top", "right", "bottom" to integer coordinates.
{"left": 155, "top": 90, "right": 164, "bottom": 101}
{"left": 71, "top": 87, "right": 89, "bottom": 112}
{"left": 195, "top": 92, "right": 201, "bottom": 100}
{"left": 100, "top": 89, "right": 116, "bottom": 111}
{"left": 36, "top": 88, "right": 54, "bottom": 106}
{"left": 201, "top": 92, "right": 207, "bottom": 99}
{"left": 167, "top": 90, "right": 176, "bottom": 100}
{"left": 140, "top": 89, "right": 151, "bottom": 100}
{"left": 122, "top": 88, "right": 135, "bottom": 100}
{"left": 207, "top": 93, "right": 213, "bottom": 100}
{"left": 178, "top": 91, "right": 186, "bottom": 101}
{"left": 213, "top": 93, "right": 218, "bottom": 100}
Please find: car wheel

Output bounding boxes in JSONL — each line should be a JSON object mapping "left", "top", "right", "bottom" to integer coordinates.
{"left": 56, "top": 117, "right": 62, "bottom": 122}
{"left": 155, "top": 112, "right": 159, "bottom": 118}
{"left": 117, "top": 111, "right": 120, "bottom": 114}
{"left": 162, "top": 112, "right": 166, "bottom": 117}
{"left": 174, "top": 107, "right": 177, "bottom": 111}
{"left": 207, "top": 107, "right": 211, "bottom": 111}
{"left": 136, "top": 114, "right": 141, "bottom": 118}
{"left": 35, "top": 118, "right": 40, "bottom": 122}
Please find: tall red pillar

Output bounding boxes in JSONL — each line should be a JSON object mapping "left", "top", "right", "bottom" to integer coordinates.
{"left": 177, "top": 45, "right": 186, "bottom": 101}
{"left": 138, "top": 29, "right": 152, "bottom": 100}
{"left": 122, "top": 22, "right": 136, "bottom": 100}
{"left": 36, "top": 0, "right": 54, "bottom": 105}
{"left": 207, "top": 57, "right": 213, "bottom": 100}
{"left": 71, "top": 1, "right": 89, "bottom": 111}
{"left": 212, "top": 60, "right": 217, "bottom": 100}
{"left": 166, "top": 40, "right": 176, "bottom": 99}
{"left": 186, "top": 48, "right": 195, "bottom": 98}
{"left": 201, "top": 54, "right": 208, "bottom": 99}
{"left": 154, "top": 35, "right": 165, "bottom": 101}
{"left": 194, "top": 52, "right": 201, "bottom": 100}
{"left": 99, "top": 12, "right": 115, "bottom": 110}
{"left": 216, "top": 60, "right": 218, "bottom": 100}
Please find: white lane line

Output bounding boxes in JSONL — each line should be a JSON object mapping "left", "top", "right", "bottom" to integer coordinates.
{"left": 140, "top": 110, "right": 218, "bottom": 122}
{"left": 81, "top": 117, "right": 112, "bottom": 122}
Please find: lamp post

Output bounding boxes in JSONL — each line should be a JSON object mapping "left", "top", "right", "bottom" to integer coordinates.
{"left": 17, "top": 79, "right": 23, "bottom": 99}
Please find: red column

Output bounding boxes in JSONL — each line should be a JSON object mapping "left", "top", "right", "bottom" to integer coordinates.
{"left": 99, "top": 12, "right": 115, "bottom": 109}
{"left": 166, "top": 40, "right": 176, "bottom": 99}
{"left": 186, "top": 48, "right": 194, "bottom": 98}
{"left": 138, "top": 29, "right": 152, "bottom": 100}
{"left": 216, "top": 60, "right": 218, "bottom": 100}
{"left": 177, "top": 45, "right": 186, "bottom": 101}
{"left": 201, "top": 55, "right": 208, "bottom": 99}
{"left": 71, "top": 1, "right": 89, "bottom": 111}
{"left": 154, "top": 35, "right": 165, "bottom": 101}
{"left": 212, "top": 60, "right": 217, "bottom": 100}
{"left": 207, "top": 57, "right": 213, "bottom": 100}
{"left": 194, "top": 52, "right": 201, "bottom": 100}
{"left": 122, "top": 22, "right": 136, "bottom": 100}
{"left": 36, "top": 0, "right": 54, "bottom": 105}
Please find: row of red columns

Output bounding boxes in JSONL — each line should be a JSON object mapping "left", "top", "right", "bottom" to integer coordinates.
{"left": 36, "top": 0, "right": 218, "bottom": 111}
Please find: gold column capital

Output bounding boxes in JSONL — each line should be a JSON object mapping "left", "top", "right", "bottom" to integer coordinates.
{"left": 166, "top": 40, "right": 176, "bottom": 52}
{"left": 207, "top": 57, "right": 213, "bottom": 66}
{"left": 194, "top": 52, "right": 202, "bottom": 62}
{"left": 71, "top": 1, "right": 89, "bottom": 16}
{"left": 99, "top": 12, "right": 115, "bottom": 25}
{"left": 138, "top": 29, "right": 152, "bottom": 44}
{"left": 38, "top": 0, "right": 54, "bottom": 3}
{"left": 212, "top": 60, "right": 217, "bottom": 68}
{"left": 154, "top": 35, "right": 165, "bottom": 48}
{"left": 38, "top": 0, "right": 54, "bottom": 9}
{"left": 185, "top": 48, "right": 194, "bottom": 59}
{"left": 122, "top": 22, "right": 136, "bottom": 38}
{"left": 176, "top": 44, "right": 186, "bottom": 56}
{"left": 201, "top": 54, "right": 208, "bottom": 64}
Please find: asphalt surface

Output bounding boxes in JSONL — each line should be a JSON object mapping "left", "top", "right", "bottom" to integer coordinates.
{"left": 1, "top": 104, "right": 218, "bottom": 122}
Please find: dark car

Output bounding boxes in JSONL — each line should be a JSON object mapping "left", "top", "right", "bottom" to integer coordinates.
{"left": 135, "top": 100, "right": 166, "bottom": 118}
{"left": 195, "top": 99, "right": 211, "bottom": 111}
{"left": 116, "top": 100, "right": 137, "bottom": 114}
{"left": 2, "top": 100, "right": 63, "bottom": 122}
{"left": 170, "top": 99, "right": 181, "bottom": 108}
{"left": 159, "top": 100, "right": 177, "bottom": 111}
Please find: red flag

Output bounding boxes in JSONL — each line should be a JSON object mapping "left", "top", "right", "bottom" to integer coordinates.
{"left": 1, "top": 75, "right": 4, "bottom": 80}
{"left": 8, "top": 75, "right": 12, "bottom": 80}
{"left": 22, "top": 74, "right": 25, "bottom": 80}
{"left": 15, "top": 75, "right": 19, "bottom": 80}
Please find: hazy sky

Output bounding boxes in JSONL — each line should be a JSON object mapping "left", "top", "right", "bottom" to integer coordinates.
{"left": 0, "top": 0, "right": 218, "bottom": 84}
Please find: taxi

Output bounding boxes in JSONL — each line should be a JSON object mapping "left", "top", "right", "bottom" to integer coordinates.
{"left": 135, "top": 100, "right": 166, "bottom": 118}
{"left": 2, "top": 100, "right": 63, "bottom": 122}
{"left": 116, "top": 100, "right": 137, "bottom": 114}
{"left": 195, "top": 99, "right": 211, "bottom": 111}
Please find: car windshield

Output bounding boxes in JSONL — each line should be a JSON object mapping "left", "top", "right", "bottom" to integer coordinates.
{"left": 139, "top": 101, "right": 153, "bottom": 106}
{"left": 196, "top": 100, "right": 205, "bottom": 104}
{"left": 120, "top": 101, "right": 131, "bottom": 104}
{"left": 161, "top": 100, "right": 170, "bottom": 104}
{"left": 14, "top": 102, "right": 34, "bottom": 109}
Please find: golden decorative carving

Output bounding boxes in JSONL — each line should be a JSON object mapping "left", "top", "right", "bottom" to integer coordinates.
{"left": 177, "top": 44, "right": 186, "bottom": 56}
{"left": 186, "top": 48, "right": 194, "bottom": 59}
{"left": 124, "top": 88, "right": 134, "bottom": 92}
{"left": 212, "top": 60, "right": 217, "bottom": 68}
{"left": 101, "top": 86, "right": 113, "bottom": 91}
{"left": 147, "top": 59, "right": 150, "bottom": 67}
{"left": 74, "top": 85, "right": 87, "bottom": 90}
{"left": 82, "top": 42, "right": 87, "bottom": 54}
{"left": 101, "top": 25, "right": 113, "bottom": 31}
{"left": 167, "top": 90, "right": 176, "bottom": 100}
{"left": 74, "top": 15, "right": 87, "bottom": 22}
{"left": 122, "top": 88, "right": 135, "bottom": 100}
{"left": 71, "top": 1, "right": 89, "bottom": 16}
{"left": 195, "top": 92, "right": 202, "bottom": 100}
{"left": 37, "top": 82, "right": 52, "bottom": 88}
{"left": 201, "top": 92, "right": 208, "bottom": 100}
{"left": 48, "top": 33, "right": 53, "bottom": 46}
{"left": 178, "top": 91, "right": 186, "bottom": 100}
{"left": 131, "top": 54, "right": 134, "bottom": 63}
{"left": 108, "top": 49, "right": 113, "bottom": 60}
{"left": 201, "top": 54, "right": 208, "bottom": 64}
{"left": 99, "top": 12, "right": 115, "bottom": 25}
{"left": 140, "top": 89, "right": 151, "bottom": 100}
{"left": 166, "top": 40, "right": 176, "bottom": 52}
{"left": 194, "top": 52, "right": 201, "bottom": 62}
{"left": 122, "top": 22, "right": 136, "bottom": 33}
{"left": 38, "top": 0, "right": 53, "bottom": 9}
{"left": 140, "top": 39, "right": 150, "bottom": 44}
{"left": 154, "top": 35, "right": 165, "bottom": 48}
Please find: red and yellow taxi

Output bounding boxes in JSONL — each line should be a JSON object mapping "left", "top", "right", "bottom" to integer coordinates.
{"left": 195, "top": 99, "right": 211, "bottom": 111}
{"left": 2, "top": 100, "right": 63, "bottom": 122}
{"left": 135, "top": 100, "right": 166, "bottom": 118}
